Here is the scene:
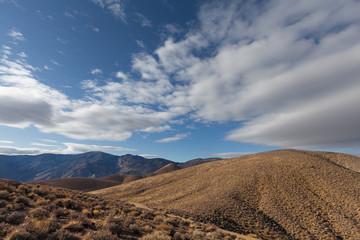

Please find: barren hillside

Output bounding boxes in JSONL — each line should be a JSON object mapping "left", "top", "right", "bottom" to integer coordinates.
{"left": 93, "top": 150, "right": 360, "bottom": 240}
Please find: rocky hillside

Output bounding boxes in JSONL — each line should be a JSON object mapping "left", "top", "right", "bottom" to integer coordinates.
{"left": 93, "top": 150, "right": 360, "bottom": 240}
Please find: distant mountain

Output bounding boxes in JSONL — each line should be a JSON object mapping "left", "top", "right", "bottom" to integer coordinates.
{"left": 93, "top": 150, "right": 360, "bottom": 239}
{"left": 0, "top": 152, "right": 223, "bottom": 183}
{"left": 0, "top": 151, "right": 173, "bottom": 182}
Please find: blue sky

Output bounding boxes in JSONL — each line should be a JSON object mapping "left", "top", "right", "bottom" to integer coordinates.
{"left": 1, "top": 0, "right": 360, "bottom": 162}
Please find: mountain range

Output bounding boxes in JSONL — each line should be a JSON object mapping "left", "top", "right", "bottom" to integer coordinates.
{"left": 0, "top": 151, "right": 220, "bottom": 182}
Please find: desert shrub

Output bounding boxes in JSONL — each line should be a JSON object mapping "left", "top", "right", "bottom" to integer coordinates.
{"left": 5, "top": 228, "right": 30, "bottom": 240}
{"left": 14, "top": 196, "right": 30, "bottom": 206}
{"left": 0, "top": 199, "right": 8, "bottom": 207}
{"left": 11, "top": 203, "right": 26, "bottom": 211}
{"left": 156, "top": 223, "right": 173, "bottom": 232}
{"left": 190, "top": 229, "right": 206, "bottom": 240}
{"left": 49, "top": 229, "right": 81, "bottom": 240}
{"left": 143, "top": 231, "right": 172, "bottom": 240}
{"left": 129, "top": 223, "right": 142, "bottom": 235}
{"left": 103, "top": 214, "right": 123, "bottom": 235}
{"left": 83, "top": 231, "right": 118, "bottom": 240}
{"left": 140, "top": 210, "right": 155, "bottom": 220}
{"left": 36, "top": 199, "right": 49, "bottom": 206}
{"left": 0, "top": 190, "right": 10, "bottom": 199}
{"left": 53, "top": 208, "right": 69, "bottom": 218}
{"left": 65, "top": 221, "right": 85, "bottom": 233}
{"left": 8, "top": 211, "right": 26, "bottom": 225}
{"left": 25, "top": 220, "right": 50, "bottom": 240}
{"left": 0, "top": 182, "right": 15, "bottom": 192}
{"left": 63, "top": 199, "right": 82, "bottom": 211}
{"left": 174, "top": 231, "right": 191, "bottom": 240}
{"left": 0, "top": 222, "right": 11, "bottom": 238}
{"left": 206, "top": 230, "right": 226, "bottom": 240}
{"left": 34, "top": 188, "right": 49, "bottom": 197}
{"left": 18, "top": 185, "right": 31, "bottom": 194}
{"left": 123, "top": 215, "right": 135, "bottom": 227}
{"left": 30, "top": 207, "right": 50, "bottom": 220}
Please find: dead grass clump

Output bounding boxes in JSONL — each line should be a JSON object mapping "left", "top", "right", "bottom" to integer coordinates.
{"left": 0, "top": 190, "right": 10, "bottom": 200}
{"left": 8, "top": 211, "right": 26, "bottom": 225}
{"left": 142, "top": 230, "right": 171, "bottom": 240}
{"left": 5, "top": 228, "right": 30, "bottom": 240}
{"left": 83, "top": 231, "right": 118, "bottom": 240}
{"left": 14, "top": 196, "right": 31, "bottom": 206}
{"left": 64, "top": 220, "right": 85, "bottom": 233}
{"left": 0, "top": 199, "right": 8, "bottom": 208}
{"left": 50, "top": 229, "right": 81, "bottom": 240}
{"left": 30, "top": 207, "right": 50, "bottom": 220}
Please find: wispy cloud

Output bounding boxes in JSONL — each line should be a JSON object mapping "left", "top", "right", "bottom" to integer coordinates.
{"left": 0, "top": 140, "right": 13, "bottom": 144}
{"left": 92, "top": 0, "right": 126, "bottom": 23}
{"left": 212, "top": 152, "right": 254, "bottom": 158}
{"left": 134, "top": 12, "right": 152, "bottom": 27}
{"left": 136, "top": 40, "right": 145, "bottom": 48}
{"left": 139, "top": 154, "right": 159, "bottom": 158}
{"left": 8, "top": 28, "right": 25, "bottom": 41}
{"left": 156, "top": 133, "right": 189, "bottom": 143}
{"left": 31, "top": 142, "right": 59, "bottom": 147}
{"left": 61, "top": 142, "right": 136, "bottom": 154}
{"left": 50, "top": 59, "right": 60, "bottom": 66}
{"left": 91, "top": 68, "right": 102, "bottom": 75}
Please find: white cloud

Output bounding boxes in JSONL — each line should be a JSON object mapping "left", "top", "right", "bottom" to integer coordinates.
{"left": 115, "top": 71, "right": 127, "bottom": 80}
{"left": 1, "top": 0, "right": 360, "bottom": 150}
{"left": 0, "top": 140, "right": 13, "bottom": 144}
{"left": 43, "top": 65, "right": 52, "bottom": 70}
{"left": 212, "top": 152, "right": 254, "bottom": 158}
{"left": 61, "top": 142, "right": 136, "bottom": 154}
{"left": 139, "top": 154, "right": 159, "bottom": 158}
{"left": 134, "top": 12, "right": 152, "bottom": 27}
{"left": 0, "top": 146, "right": 45, "bottom": 155}
{"left": 8, "top": 28, "right": 25, "bottom": 41}
{"left": 0, "top": 142, "right": 136, "bottom": 155}
{"left": 31, "top": 142, "right": 59, "bottom": 147}
{"left": 92, "top": 0, "right": 126, "bottom": 23}
{"left": 91, "top": 68, "right": 102, "bottom": 75}
{"left": 156, "top": 133, "right": 189, "bottom": 143}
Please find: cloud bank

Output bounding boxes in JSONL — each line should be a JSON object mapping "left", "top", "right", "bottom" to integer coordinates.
{"left": 1, "top": 0, "right": 360, "bottom": 149}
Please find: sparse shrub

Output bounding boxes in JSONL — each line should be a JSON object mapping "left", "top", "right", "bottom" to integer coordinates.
{"left": 0, "top": 222, "right": 11, "bottom": 238}
{"left": 53, "top": 208, "right": 69, "bottom": 218}
{"left": 83, "top": 231, "right": 118, "bottom": 240}
{"left": 191, "top": 229, "right": 205, "bottom": 239}
{"left": 49, "top": 229, "right": 81, "bottom": 240}
{"left": 140, "top": 210, "right": 155, "bottom": 220}
{"left": 156, "top": 223, "right": 173, "bottom": 233}
{"left": 11, "top": 203, "right": 26, "bottom": 211}
{"left": 30, "top": 207, "right": 50, "bottom": 220}
{"left": 14, "top": 196, "right": 30, "bottom": 206}
{"left": 0, "top": 199, "right": 7, "bottom": 208}
{"left": 129, "top": 223, "right": 141, "bottom": 235}
{"left": 5, "top": 228, "right": 30, "bottom": 240}
{"left": 8, "top": 211, "right": 26, "bottom": 225}
{"left": 0, "top": 190, "right": 10, "bottom": 199}
{"left": 18, "top": 185, "right": 30, "bottom": 194}
{"left": 36, "top": 199, "right": 48, "bottom": 206}
{"left": 103, "top": 214, "right": 123, "bottom": 235}
{"left": 63, "top": 198, "right": 82, "bottom": 211}
{"left": 34, "top": 188, "right": 49, "bottom": 197}
{"left": 206, "top": 230, "right": 226, "bottom": 240}
{"left": 65, "top": 221, "right": 85, "bottom": 233}
{"left": 174, "top": 231, "right": 190, "bottom": 240}
{"left": 143, "top": 231, "right": 172, "bottom": 240}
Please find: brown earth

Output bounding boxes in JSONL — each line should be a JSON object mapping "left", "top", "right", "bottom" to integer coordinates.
{"left": 92, "top": 149, "right": 360, "bottom": 240}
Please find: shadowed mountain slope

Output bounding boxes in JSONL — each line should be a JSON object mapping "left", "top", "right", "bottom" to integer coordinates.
{"left": 0, "top": 152, "right": 173, "bottom": 182}
{"left": 93, "top": 150, "right": 360, "bottom": 240}
{"left": 31, "top": 164, "right": 182, "bottom": 192}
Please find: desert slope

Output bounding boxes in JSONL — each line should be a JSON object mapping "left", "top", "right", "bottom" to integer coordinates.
{"left": 93, "top": 149, "right": 360, "bottom": 239}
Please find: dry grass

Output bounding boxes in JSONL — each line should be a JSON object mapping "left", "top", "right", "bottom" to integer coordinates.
{"left": 0, "top": 178, "right": 246, "bottom": 240}
{"left": 93, "top": 149, "right": 360, "bottom": 240}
